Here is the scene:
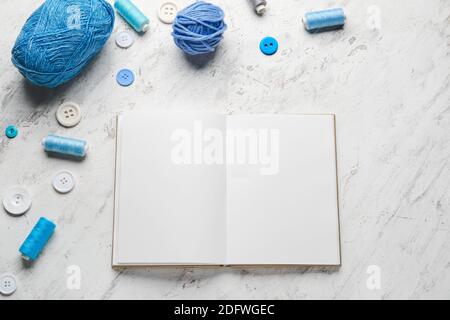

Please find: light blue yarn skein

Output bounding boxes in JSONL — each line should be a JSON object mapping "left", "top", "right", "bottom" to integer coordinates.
{"left": 11, "top": 0, "right": 114, "bottom": 88}
{"left": 172, "top": 1, "right": 227, "bottom": 56}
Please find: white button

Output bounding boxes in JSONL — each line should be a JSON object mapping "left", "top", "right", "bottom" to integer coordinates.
{"left": 115, "top": 31, "right": 134, "bottom": 48}
{"left": 158, "top": 2, "right": 178, "bottom": 24}
{"left": 2, "top": 186, "right": 32, "bottom": 216}
{"left": 56, "top": 102, "right": 82, "bottom": 128}
{"left": 52, "top": 170, "right": 75, "bottom": 194}
{"left": 0, "top": 274, "right": 17, "bottom": 296}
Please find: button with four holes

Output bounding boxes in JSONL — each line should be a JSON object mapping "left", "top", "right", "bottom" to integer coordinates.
{"left": 115, "top": 31, "right": 134, "bottom": 49}
{"left": 158, "top": 2, "right": 178, "bottom": 24}
{"left": 56, "top": 102, "right": 82, "bottom": 128}
{"left": 5, "top": 125, "right": 18, "bottom": 139}
{"left": 259, "top": 36, "right": 278, "bottom": 55}
{"left": 0, "top": 274, "right": 17, "bottom": 296}
{"left": 52, "top": 170, "right": 75, "bottom": 194}
{"left": 2, "top": 186, "right": 32, "bottom": 216}
{"left": 116, "top": 69, "right": 135, "bottom": 87}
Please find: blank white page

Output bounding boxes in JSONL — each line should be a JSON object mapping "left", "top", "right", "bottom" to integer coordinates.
{"left": 226, "top": 115, "right": 340, "bottom": 265}
{"left": 113, "top": 112, "right": 227, "bottom": 265}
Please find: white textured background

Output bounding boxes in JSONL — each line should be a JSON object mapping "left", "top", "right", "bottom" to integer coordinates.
{"left": 0, "top": 0, "right": 449, "bottom": 299}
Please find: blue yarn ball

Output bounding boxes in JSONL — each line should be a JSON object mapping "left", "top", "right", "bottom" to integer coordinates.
{"left": 172, "top": 1, "right": 227, "bottom": 56}
{"left": 11, "top": 0, "right": 114, "bottom": 88}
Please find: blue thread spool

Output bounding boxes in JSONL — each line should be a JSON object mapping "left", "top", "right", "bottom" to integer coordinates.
{"left": 42, "top": 134, "right": 88, "bottom": 158}
{"left": 19, "top": 217, "right": 56, "bottom": 261}
{"left": 114, "top": 0, "right": 149, "bottom": 33}
{"left": 303, "top": 8, "right": 346, "bottom": 33}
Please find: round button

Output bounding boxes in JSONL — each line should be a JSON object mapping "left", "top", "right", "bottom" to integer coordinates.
{"left": 259, "top": 36, "right": 278, "bottom": 55}
{"left": 0, "top": 274, "right": 17, "bottom": 296}
{"left": 115, "top": 31, "right": 134, "bottom": 48}
{"left": 5, "top": 125, "right": 18, "bottom": 139}
{"left": 158, "top": 2, "right": 178, "bottom": 24}
{"left": 2, "top": 186, "right": 32, "bottom": 216}
{"left": 53, "top": 170, "right": 76, "bottom": 194}
{"left": 56, "top": 102, "right": 82, "bottom": 128}
{"left": 116, "top": 69, "right": 135, "bottom": 87}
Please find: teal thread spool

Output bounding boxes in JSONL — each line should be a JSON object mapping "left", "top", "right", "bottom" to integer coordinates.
{"left": 42, "top": 134, "right": 88, "bottom": 158}
{"left": 303, "top": 8, "right": 346, "bottom": 33}
{"left": 19, "top": 217, "right": 56, "bottom": 261}
{"left": 114, "top": 0, "right": 149, "bottom": 33}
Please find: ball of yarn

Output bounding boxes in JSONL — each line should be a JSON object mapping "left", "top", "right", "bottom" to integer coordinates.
{"left": 172, "top": 1, "right": 227, "bottom": 56}
{"left": 11, "top": 0, "right": 114, "bottom": 88}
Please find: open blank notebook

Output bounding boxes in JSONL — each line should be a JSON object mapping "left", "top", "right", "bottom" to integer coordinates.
{"left": 113, "top": 112, "right": 341, "bottom": 266}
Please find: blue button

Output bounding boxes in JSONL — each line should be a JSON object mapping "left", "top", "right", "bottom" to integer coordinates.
{"left": 116, "top": 69, "right": 135, "bottom": 87}
{"left": 5, "top": 125, "right": 18, "bottom": 139}
{"left": 260, "top": 37, "right": 278, "bottom": 55}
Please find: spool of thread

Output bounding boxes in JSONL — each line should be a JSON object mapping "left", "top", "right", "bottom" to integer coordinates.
{"left": 11, "top": 0, "right": 114, "bottom": 88}
{"left": 42, "top": 134, "right": 88, "bottom": 158}
{"left": 303, "top": 8, "right": 346, "bottom": 33}
{"left": 250, "top": 0, "right": 267, "bottom": 15}
{"left": 172, "top": 1, "right": 227, "bottom": 56}
{"left": 19, "top": 217, "right": 56, "bottom": 261}
{"left": 114, "top": 0, "right": 149, "bottom": 33}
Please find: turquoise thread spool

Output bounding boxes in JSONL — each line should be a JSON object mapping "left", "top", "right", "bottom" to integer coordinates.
{"left": 42, "top": 134, "right": 88, "bottom": 158}
{"left": 303, "top": 8, "right": 346, "bottom": 32}
{"left": 114, "top": 0, "right": 149, "bottom": 33}
{"left": 19, "top": 217, "right": 56, "bottom": 261}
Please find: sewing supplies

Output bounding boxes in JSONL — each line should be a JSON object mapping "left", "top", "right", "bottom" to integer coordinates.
{"left": 172, "top": 1, "right": 227, "bottom": 55}
{"left": 2, "top": 186, "right": 32, "bottom": 216}
{"left": 42, "top": 134, "right": 88, "bottom": 158}
{"left": 158, "top": 2, "right": 178, "bottom": 24}
{"left": 11, "top": 0, "right": 114, "bottom": 88}
{"left": 19, "top": 217, "right": 56, "bottom": 261}
{"left": 56, "top": 102, "right": 82, "bottom": 128}
{"left": 259, "top": 36, "right": 278, "bottom": 55}
{"left": 303, "top": 8, "right": 346, "bottom": 33}
{"left": 5, "top": 125, "right": 18, "bottom": 139}
{"left": 114, "top": 0, "right": 149, "bottom": 33}
{"left": 115, "top": 31, "right": 135, "bottom": 48}
{"left": 0, "top": 274, "right": 17, "bottom": 296}
{"left": 250, "top": 0, "right": 267, "bottom": 15}
{"left": 53, "top": 170, "right": 76, "bottom": 194}
{"left": 116, "top": 69, "right": 135, "bottom": 86}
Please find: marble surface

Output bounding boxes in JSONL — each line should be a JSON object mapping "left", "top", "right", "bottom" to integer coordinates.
{"left": 1, "top": 0, "right": 449, "bottom": 300}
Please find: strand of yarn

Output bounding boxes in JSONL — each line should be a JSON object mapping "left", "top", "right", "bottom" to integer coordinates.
{"left": 11, "top": 0, "right": 114, "bottom": 88}
{"left": 172, "top": 1, "right": 227, "bottom": 55}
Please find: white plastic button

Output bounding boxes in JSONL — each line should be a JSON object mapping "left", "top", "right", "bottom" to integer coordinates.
{"left": 158, "top": 2, "right": 178, "bottom": 24}
{"left": 56, "top": 102, "right": 82, "bottom": 128}
{"left": 2, "top": 186, "right": 32, "bottom": 216}
{"left": 0, "top": 274, "right": 17, "bottom": 296}
{"left": 52, "top": 170, "right": 75, "bottom": 194}
{"left": 115, "top": 31, "right": 134, "bottom": 48}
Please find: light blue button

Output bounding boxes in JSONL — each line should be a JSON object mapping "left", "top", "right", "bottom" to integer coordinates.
{"left": 5, "top": 125, "right": 18, "bottom": 139}
{"left": 116, "top": 69, "right": 135, "bottom": 87}
{"left": 259, "top": 36, "right": 278, "bottom": 55}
